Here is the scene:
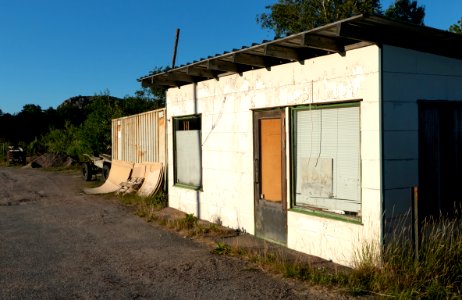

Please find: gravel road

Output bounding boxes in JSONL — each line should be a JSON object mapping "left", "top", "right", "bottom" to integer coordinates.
{"left": 0, "top": 167, "right": 348, "bottom": 299}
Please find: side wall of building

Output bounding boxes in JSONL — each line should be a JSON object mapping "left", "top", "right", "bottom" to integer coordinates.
{"left": 166, "top": 45, "right": 381, "bottom": 266}
{"left": 382, "top": 45, "right": 462, "bottom": 226}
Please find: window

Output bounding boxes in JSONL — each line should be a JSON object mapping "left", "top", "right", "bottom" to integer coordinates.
{"left": 173, "top": 115, "right": 202, "bottom": 188}
{"left": 292, "top": 103, "right": 361, "bottom": 217}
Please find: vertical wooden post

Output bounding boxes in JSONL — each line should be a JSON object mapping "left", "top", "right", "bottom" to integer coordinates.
{"left": 412, "top": 186, "right": 419, "bottom": 261}
{"left": 171, "top": 28, "right": 180, "bottom": 69}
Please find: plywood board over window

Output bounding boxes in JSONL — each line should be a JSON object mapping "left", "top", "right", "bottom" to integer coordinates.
{"left": 293, "top": 103, "right": 361, "bottom": 217}
{"left": 173, "top": 115, "right": 202, "bottom": 189}
{"left": 260, "top": 118, "right": 282, "bottom": 202}
{"left": 299, "top": 158, "right": 333, "bottom": 198}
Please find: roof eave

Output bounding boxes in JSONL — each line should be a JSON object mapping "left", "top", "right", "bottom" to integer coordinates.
{"left": 139, "top": 14, "right": 462, "bottom": 88}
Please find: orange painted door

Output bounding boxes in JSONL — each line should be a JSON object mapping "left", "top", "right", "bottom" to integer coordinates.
{"left": 253, "top": 110, "right": 287, "bottom": 244}
{"left": 260, "top": 118, "right": 282, "bottom": 202}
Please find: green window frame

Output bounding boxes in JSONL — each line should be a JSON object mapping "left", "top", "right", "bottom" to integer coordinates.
{"left": 173, "top": 114, "right": 202, "bottom": 189}
{"left": 291, "top": 102, "right": 361, "bottom": 219}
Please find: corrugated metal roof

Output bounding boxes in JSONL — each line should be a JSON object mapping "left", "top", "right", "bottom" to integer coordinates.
{"left": 138, "top": 14, "right": 462, "bottom": 88}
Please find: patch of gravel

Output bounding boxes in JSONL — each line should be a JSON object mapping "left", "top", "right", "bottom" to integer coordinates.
{"left": 0, "top": 167, "right": 354, "bottom": 299}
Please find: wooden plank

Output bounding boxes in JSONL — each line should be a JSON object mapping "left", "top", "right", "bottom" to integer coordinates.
{"left": 186, "top": 66, "right": 219, "bottom": 79}
{"left": 232, "top": 53, "right": 267, "bottom": 67}
{"left": 206, "top": 59, "right": 240, "bottom": 73}
{"left": 302, "top": 34, "right": 345, "bottom": 53}
{"left": 140, "top": 80, "right": 151, "bottom": 88}
{"left": 260, "top": 118, "right": 282, "bottom": 202}
{"left": 264, "top": 44, "right": 300, "bottom": 61}
{"left": 245, "top": 49, "right": 293, "bottom": 66}
{"left": 150, "top": 78, "right": 178, "bottom": 87}
{"left": 167, "top": 72, "right": 199, "bottom": 83}
{"left": 140, "top": 77, "right": 177, "bottom": 88}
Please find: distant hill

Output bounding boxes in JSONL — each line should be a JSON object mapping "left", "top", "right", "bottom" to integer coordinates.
{"left": 57, "top": 95, "right": 92, "bottom": 110}
{"left": 57, "top": 95, "right": 123, "bottom": 111}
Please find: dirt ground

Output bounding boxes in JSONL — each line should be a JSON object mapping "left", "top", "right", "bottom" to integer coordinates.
{"left": 0, "top": 167, "right": 353, "bottom": 299}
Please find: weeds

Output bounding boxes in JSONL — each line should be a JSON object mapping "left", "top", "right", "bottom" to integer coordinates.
{"left": 119, "top": 195, "right": 234, "bottom": 238}
{"left": 180, "top": 213, "right": 198, "bottom": 229}
{"left": 119, "top": 191, "right": 168, "bottom": 221}
{"left": 164, "top": 213, "right": 234, "bottom": 238}
{"left": 206, "top": 214, "right": 462, "bottom": 298}
{"left": 352, "top": 215, "right": 462, "bottom": 298}
{"left": 211, "top": 242, "right": 231, "bottom": 255}
{"left": 210, "top": 240, "right": 351, "bottom": 290}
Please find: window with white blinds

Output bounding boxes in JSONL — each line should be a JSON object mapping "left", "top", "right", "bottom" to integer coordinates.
{"left": 294, "top": 104, "right": 361, "bottom": 216}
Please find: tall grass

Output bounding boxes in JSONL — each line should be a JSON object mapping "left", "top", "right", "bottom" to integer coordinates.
{"left": 209, "top": 214, "right": 462, "bottom": 297}
{"left": 353, "top": 215, "right": 462, "bottom": 298}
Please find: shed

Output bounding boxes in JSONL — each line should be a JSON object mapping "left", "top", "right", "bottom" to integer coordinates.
{"left": 138, "top": 15, "right": 462, "bottom": 266}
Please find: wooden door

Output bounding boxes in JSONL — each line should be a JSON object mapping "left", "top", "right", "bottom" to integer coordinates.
{"left": 419, "top": 101, "right": 462, "bottom": 220}
{"left": 253, "top": 109, "right": 287, "bottom": 244}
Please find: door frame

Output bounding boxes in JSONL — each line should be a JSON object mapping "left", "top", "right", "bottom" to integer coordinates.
{"left": 253, "top": 109, "right": 287, "bottom": 244}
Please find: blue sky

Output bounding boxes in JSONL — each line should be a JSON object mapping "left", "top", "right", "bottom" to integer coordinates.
{"left": 1, "top": 0, "right": 461, "bottom": 114}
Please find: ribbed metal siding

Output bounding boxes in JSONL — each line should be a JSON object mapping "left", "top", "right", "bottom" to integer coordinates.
{"left": 112, "top": 108, "right": 166, "bottom": 164}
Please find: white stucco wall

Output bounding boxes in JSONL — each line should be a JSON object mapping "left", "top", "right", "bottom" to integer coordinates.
{"left": 166, "top": 45, "right": 382, "bottom": 266}
{"left": 382, "top": 45, "right": 462, "bottom": 223}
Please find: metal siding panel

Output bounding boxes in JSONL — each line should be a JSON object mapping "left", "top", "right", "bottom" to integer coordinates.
{"left": 158, "top": 112, "right": 165, "bottom": 163}
{"left": 111, "top": 108, "right": 166, "bottom": 165}
{"left": 111, "top": 120, "right": 116, "bottom": 160}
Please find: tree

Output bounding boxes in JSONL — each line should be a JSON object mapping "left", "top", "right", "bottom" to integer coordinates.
{"left": 145, "top": 66, "right": 168, "bottom": 108}
{"left": 121, "top": 88, "right": 164, "bottom": 115}
{"left": 42, "top": 122, "right": 82, "bottom": 157}
{"left": 19, "top": 104, "right": 42, "bottom": 115}
{"left": 15, "top": 104, "right": 49, "bottom": 144}
{"left": 257, "top": 0, "right": 382, "bottom": 37}
{"left": 449, "top": 18, "right": 462, "bottom": 34}
{"left": 79, "top": 93, "right": 123, "bottom": 156}
{"left": 385, "top": 0, "right": 425, "bottom": 25}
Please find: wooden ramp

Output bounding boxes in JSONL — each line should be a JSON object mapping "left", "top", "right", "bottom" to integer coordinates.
{"left": 137, "top": 162, "right": 164, "bottom": 197}
{"left": 84, "top": 160, "right": 134, "bottom": 195}
{"left": 83, "top": 161, "right": 164, "bottom": 197}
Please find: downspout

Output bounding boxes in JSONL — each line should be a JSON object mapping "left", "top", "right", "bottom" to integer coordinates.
{"left": 379, "top": 44, "right": 385, "bottom": 257}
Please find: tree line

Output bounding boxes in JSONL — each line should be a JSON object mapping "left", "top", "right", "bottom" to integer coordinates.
{"left": 0, "top": 88, "right": 165, "bottom": 161}
{"left": 257, "top": 0, "right": 461, "bottom": 37}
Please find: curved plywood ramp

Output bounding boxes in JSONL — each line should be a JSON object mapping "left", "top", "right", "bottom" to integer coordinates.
{"left": 84, "top": 160, "right": 134, "bottom": 195}
{"left": 137, "top": 162, "right": 164, "bottom": 197}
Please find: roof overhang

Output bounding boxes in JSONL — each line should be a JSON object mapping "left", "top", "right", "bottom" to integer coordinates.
{"left": 138, "top": 14, "right": 462, "bottom": 88}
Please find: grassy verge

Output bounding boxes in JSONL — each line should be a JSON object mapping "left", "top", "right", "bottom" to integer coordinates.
{"left": 118, "top": 192, "right": 233, "bottom": 238}
{"left": 351, "top": 216, "right": 462, "bottom": 298}
{"left": 118, "top": 192, "right": 168, "bottom": 220}
{"left": 210, "top": 239, "right": 354, "bottom": 294}
{"left": 118, "top": 192, "right": 462, "bottom": 298}
{"left": 208, "top": 215, "right": 462, "bottom": 298}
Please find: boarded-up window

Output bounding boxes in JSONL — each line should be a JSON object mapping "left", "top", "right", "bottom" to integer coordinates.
{"left": 174, "top": 115, "right": 202, "bottom": 188}
{"left": 293, "top": 104, "right": 360, "bottom": 216}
